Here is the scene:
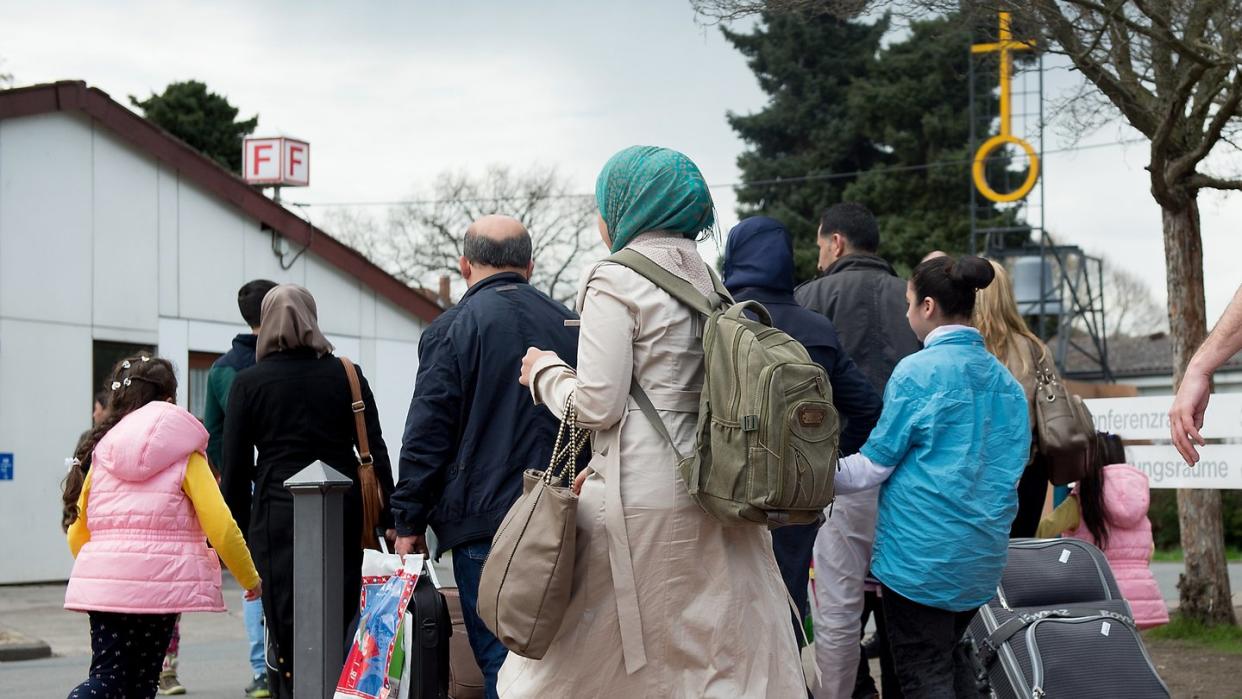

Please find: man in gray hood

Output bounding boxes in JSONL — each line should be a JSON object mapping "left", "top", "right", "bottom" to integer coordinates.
{"left": 795, "top": 202, "right": 920, "bottom": 699}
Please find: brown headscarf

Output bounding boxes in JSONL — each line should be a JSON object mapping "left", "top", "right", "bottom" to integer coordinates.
{"left": 256, "top": 284, "right": 334, "bottom": 361}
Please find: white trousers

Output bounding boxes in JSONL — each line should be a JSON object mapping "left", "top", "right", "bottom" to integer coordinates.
{"left": 812, "top": 486, "right": 880, "bottom": 699}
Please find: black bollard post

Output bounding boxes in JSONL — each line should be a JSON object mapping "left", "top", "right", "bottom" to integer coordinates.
{"left": 285, "top": 461, "right": 352, "bottom": 699}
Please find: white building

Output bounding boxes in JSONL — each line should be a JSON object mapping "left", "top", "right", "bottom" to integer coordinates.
{"left": 0, "top": 81, "right": 443, "bottom": 584}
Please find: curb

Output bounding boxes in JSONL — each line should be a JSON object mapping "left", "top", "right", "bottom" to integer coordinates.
{"left": 0, "top": 639, "right": 52, "bottom": 662}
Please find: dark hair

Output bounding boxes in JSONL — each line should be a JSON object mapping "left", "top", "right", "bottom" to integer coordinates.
{"left": 911, "top": 255, "right": 996, "bottom": 319}
{"left": 239, "top": 279, "right": 278, "bottom": 328}
{"left": 93, "top": 390, "right": 110, "bottom": 411}
{"left": 463, "top": 231, "right": 532, "bottom": 269}
{"left": 819, "top": 202, "right": 879, "bottom": 253}
{"left": 62, "top": 355, "right": 178, "bottom": 531}
{"left": 1077, "top": 432, "right": 1125, "bottom": 550}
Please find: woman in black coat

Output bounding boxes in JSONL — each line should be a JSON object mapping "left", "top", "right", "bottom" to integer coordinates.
{"left": 221, "top": 284, "right": 394, "bottom": 698}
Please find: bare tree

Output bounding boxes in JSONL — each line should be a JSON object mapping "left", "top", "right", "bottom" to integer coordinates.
{"left": 0, "top": 57, "right": 13, "bottom": 88}
{"left": 1102, "top": 258, "right": 1169, "bottom": 338}
{"left": 695, "top": 0, "right": 1242, "bottom": 625}
{"left": 333, "top": 166, "right": 597, "bottom": 305}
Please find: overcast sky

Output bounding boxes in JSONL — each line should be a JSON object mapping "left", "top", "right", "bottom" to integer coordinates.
{"left": 3, "top": 0, "right": 1239, "bottom": 322}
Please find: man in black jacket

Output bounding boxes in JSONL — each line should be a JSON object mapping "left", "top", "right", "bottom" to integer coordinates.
{"left": 722, "top": 216, "right": 882, "bottom": 677}
{"left": 391, "top": 215, "right": 578, "bottom": 699}
{"left": 795, "top": 203, "right": 921, "bottom": 699}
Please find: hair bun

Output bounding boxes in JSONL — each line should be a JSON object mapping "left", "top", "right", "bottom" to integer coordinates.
{"left": 950, "top": 255, "right": 996, "bottom": 290}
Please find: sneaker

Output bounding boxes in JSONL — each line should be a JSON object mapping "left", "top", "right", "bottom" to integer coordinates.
{"left": 158, "top": 670, "right": 187, "bottom": 695}
{"left": 245, "top": 673, "right": 272, "bottom": 698}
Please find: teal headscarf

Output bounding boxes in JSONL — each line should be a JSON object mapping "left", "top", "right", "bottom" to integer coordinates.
{"left": 595, "top": 146, "right": 716, "bottom": 253}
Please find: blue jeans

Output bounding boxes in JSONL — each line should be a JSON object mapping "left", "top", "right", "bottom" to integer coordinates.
{"left": 243, "top": 594, "right": 265, "bottom": 676}
{"left": 452, "top": 541, "right": 508, "bottom": 699}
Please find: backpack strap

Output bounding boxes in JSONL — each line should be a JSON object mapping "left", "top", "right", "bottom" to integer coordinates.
{"left": 606, "top": 249, "right": 728, "bottom": 316}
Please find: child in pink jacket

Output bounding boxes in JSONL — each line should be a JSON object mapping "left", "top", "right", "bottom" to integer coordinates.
{"left": 61, "top": 356, "right": 261, "bottom": 699}
{"left": 1038, "top": 432, "right": 1169, "bottom": 629}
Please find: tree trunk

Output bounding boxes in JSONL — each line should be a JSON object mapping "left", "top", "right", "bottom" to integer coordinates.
{"left": 1162, "top": 195, "right": 1238, "bottom": 626}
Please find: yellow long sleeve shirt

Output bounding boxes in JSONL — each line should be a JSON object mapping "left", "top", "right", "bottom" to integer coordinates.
{"left": 67, "top": 452, "right": 261, "bottom": 590}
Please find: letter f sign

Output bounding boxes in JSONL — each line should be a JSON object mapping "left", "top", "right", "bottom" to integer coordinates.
{"left": 253, "top": 143, "right": 272, "bottom": 176}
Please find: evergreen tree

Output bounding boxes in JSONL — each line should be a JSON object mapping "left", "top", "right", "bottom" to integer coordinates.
{"left": 725, "top": 13, "right": 888, "bottom": 280}
{"left": 726, "top": 14, "right": 1006, "bottom": 278}
{"left": 130, "top": 81, "right": 258, "bottom": 173}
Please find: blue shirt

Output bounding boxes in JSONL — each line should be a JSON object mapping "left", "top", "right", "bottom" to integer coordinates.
{"left": 861, "top": 326, "right": 1030, "bottom": 611}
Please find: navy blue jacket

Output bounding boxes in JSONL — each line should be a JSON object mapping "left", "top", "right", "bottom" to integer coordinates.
{"left": 390, "top": 273, "right": 579, "bottom": 556}
{"left": 204, "top": 334, "right": 257, "bottom": 468}
{"left": 723, "top": 217, "right": 882, "bottom": 455}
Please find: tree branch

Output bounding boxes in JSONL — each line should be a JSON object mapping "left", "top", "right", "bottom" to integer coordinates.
{"left": 1187, "top": 173, "right": 1242, "bottom": 191}
{"left": 1170, "top": 68, "right": 1242, "bottom": 182}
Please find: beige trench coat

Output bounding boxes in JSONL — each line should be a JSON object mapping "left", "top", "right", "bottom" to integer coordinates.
{"left": 497, "top": 255, "right": 805, "bottom": 698}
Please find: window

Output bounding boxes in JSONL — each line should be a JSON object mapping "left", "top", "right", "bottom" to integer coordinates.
{"left": 187, "top": 352, "right": 222, "bottom": 420}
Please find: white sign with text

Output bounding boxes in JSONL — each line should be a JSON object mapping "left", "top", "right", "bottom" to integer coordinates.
{"left": 1084, "top": 394, "right": 1242, "bottom": 441}
{"left": 1126, "top": 445, "right": 1242, "bottom": 490}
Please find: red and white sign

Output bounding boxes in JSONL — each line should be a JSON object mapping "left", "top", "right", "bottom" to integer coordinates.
{"left": 243, "top": 136, "right": 310, "bottom": 186}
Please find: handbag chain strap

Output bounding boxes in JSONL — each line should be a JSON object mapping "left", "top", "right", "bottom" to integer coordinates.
{"left": 544, "top": 392, "right": 589, "bottom": 487}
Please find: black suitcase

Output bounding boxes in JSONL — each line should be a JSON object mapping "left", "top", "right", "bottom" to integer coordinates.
{"left": 997, "top": 538, "right": 1124, "bottom": 608}
{"left": 969, "top": 601, "right": 1169, "bottom": 698}
{"left": 964, "top": 538, "right": 1169, "bottom": 698}
{"left": 378, "top": 534, "right": 452, "bottom": 699}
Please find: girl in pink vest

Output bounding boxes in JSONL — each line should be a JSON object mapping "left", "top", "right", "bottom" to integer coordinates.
{"left": 1038, "top": 432, "right": 1169, "bottom": 629}
{"left": 61, "top": 355, "right": 261, "bottom": 699}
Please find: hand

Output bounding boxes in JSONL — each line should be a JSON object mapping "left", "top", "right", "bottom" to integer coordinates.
{"left": 244, "top": 581, "right": 262, "bottom": 601}
{"left": 384, "top": 528, "right": 397, "bottom": 546}
{"left": 572, "top": 467, "right": 593, "bottom": 495}
{"left": 1170, "top": 369, "right": 1212, "bottom": 464}
{"left": 519, "top": 347, "right": 558, "bottom": 387}
{"left": 395, "top": 534, "right": 428, "bottom": 557}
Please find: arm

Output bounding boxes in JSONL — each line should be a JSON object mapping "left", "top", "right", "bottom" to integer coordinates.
{"left": 856, "top": 373, "right": 924, "bottom": 481}
{"left": 525, "top": 265, "right": 637, "bottom": 430}
{"left": 183, "top": 453, "right": 261, "bottom": 592}
{"left": 834, "top": 452, "right": 894, "bottom": 494}
{"left": 390, "top": 326, "right": 463, "bottom": 540}
{"left": 1171, "top": 284, "right": 1242, "bottom": 462}
{"left": 202, "top": 366, "right": 235, "bottom": 469}
{"left": 220, "top": 376, "right": 255, "bottom": 537}
{"left": 357, "top": 368, "right": 394, "bottom": 527}
{"left": 1036, "top": 495, "right": 1081, "bottom": 539}
{"left": 67, "top": 471, "right": 92, "bottom": 557}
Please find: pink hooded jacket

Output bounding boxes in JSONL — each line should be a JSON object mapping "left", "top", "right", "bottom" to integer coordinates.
{"left": 1069, "top": 464, "right": 1169, "bottom": 629}
{"left": 64, "top": 402, "right": 226, "bottom": 614}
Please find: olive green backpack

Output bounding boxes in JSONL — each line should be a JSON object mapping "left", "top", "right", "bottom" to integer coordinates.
{"left": 609, "top": 249, "right": 840, "bottom": 526}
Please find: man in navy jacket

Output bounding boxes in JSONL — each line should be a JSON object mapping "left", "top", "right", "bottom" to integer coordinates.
{"left": 722, "top": 216, "right": 882, "bottom": 640}
{"left": 391, "top": 215, "right": 578, "bottom": 698}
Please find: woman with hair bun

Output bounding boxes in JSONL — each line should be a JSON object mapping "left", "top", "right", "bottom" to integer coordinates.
{"left": 832, "top": 255, "right": 1031, "bottom": 696}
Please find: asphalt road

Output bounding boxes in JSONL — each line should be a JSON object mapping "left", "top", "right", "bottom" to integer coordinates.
{"left": 2, "top": 562, "right": 1239, "bottom": 698}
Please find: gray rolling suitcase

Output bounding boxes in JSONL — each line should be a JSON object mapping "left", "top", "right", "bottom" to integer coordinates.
{"left": 969, "top": 600, "right": 1169, "bottom": 698}
{"left": 997, "top": 538, "right": 1123, "bottom": 608}
{"left": 965, "top": 539, "right": 1169, "bottom": 698}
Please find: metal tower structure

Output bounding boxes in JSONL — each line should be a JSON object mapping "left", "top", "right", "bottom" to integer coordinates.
{"left": 968, "top": 16, "right": 1112, "bottom": 381}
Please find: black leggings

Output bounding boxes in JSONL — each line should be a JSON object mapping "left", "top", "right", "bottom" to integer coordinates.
{"left": 68, "top": 611, "right": 177, "bottom": 699}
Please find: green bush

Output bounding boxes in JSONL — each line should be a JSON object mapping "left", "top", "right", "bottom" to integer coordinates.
{"left": 1149, "top": 490, "right": 1242, "bottom": 552}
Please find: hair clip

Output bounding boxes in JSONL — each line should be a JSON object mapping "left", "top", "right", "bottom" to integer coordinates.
{"left": 123, "top": 378, "right": 132, "bottom": 387}
{"left": 140, "top": 356, "right": 150, "bottom": 362}
{"left": 121, "top": 360, "right": 131, "bottom": 369}
{"left": 65, "top": 457, "right": 81, "bottom": 472}
{"left": 111, "top": 381, "right": 121, "bottom": 391}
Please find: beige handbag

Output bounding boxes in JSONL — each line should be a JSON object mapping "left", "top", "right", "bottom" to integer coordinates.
{"left": 476, "top": 393, "right": 588, "bottom": 659}
{"left": 1033, "top": 353, "right": 1096, "bottom": 484}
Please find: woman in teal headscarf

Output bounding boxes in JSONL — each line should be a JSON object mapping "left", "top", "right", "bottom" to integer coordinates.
{"left": 505, "top": 147, "right": 808, "bottom": 698}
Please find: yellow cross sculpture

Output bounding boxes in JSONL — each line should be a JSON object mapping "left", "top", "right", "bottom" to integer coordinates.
{"left": 971, "top": 12, "right": 1039, "bottom": 203}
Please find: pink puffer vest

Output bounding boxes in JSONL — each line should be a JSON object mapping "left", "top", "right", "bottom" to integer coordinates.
{"left": 1068, "top": 464, "right": 1169, "bottom": 629}
{"left": 64, "top": 401, "right": 225, "bottom": 614}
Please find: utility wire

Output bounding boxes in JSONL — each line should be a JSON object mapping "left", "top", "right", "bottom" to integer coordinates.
{"left": 285, "top": 137, "right": 1148, "bottom": 208}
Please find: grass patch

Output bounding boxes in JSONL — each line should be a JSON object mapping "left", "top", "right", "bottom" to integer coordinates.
{"left": 1146, "top": 614, "right": 1242, "bottom": 654}
{"left": 1151, "top": 547, "right": 1242, "bottom": 562}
